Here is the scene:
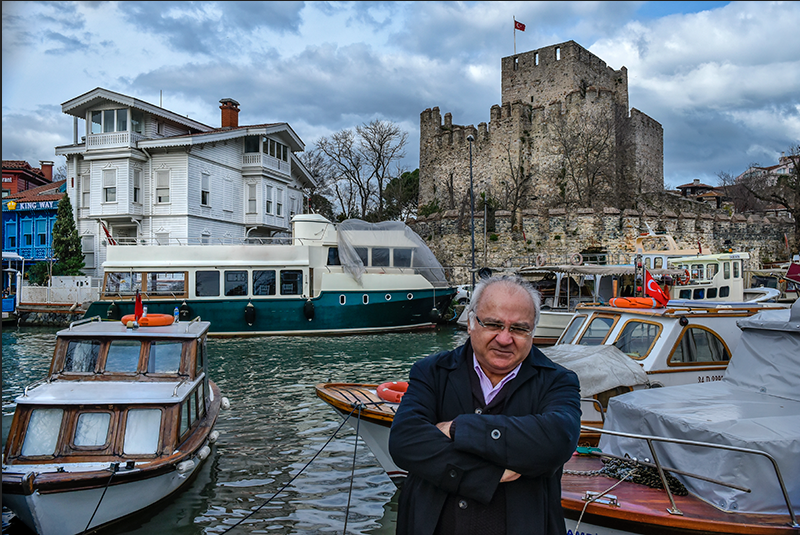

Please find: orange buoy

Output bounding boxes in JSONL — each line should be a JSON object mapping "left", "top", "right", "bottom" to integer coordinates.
{"left": 377, "top": 381, "right": 408, "bottom": 404}
{"left": 121, "top": 313, "right": 175, "bottom": 327}
{"left": 609, "top": 297, "right": 660, "bottom": 308}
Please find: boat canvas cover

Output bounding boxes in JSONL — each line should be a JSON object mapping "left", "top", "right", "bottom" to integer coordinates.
{"left": 541, "top": 344, "right": 648, "bottom": 397}
{"left": 599, "top": 300, "right": 800, "bottom": 515}
{"left": 336, "top": 219, "right": 447, "bottom": 286}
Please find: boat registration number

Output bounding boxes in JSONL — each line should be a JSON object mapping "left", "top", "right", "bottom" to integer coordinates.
{"left": 697, "top": 374, "right": 724, "bottom": 383}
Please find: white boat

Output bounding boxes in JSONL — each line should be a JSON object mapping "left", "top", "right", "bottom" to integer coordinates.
{"left": 560, "top": 299, "right": 800, "bottom": 534}
{"left": 2, "top": 315, "right": 228, "bottom": 534}
{"left": 84, "top": 215, "right": 456, "bottom": 336}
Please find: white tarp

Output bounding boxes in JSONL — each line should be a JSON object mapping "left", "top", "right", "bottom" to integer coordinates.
{"left": 599, "top": 300, "right": 800, "bottom": 515}
{"left": 541, "top": 344, "right": 648, "bottom": 397}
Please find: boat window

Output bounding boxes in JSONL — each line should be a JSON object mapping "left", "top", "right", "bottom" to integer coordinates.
{"left": 559, "top": 315, "right": 587, "bottom": 344}
{"left": 707, "top": 288, "right": 717, "bottom": 299}
{"left": 693, "top": 288, "right": 705, "bottom": 299}
{"left": 189, "top": 392, "right": 197, "bottom": 427}
{"left": 180, "top": 398, "right": 190, "bottom": 437}
{"left": 678, "top": 289, "right": 692, "bottom": 299}
{"left": 105, "top": 340, "right": 142, "bottom": 372}
{"left": 355, "top": 247, "right": 369, "bottom": 266}
{"left": 327, "top": 247, "right": 341, "bottom": 266}
{"left": 74, "top": 412, "right": 111, "bottom": 447}
{"left": 723, "top": 262, "right": 731, "bottom": 279}
{"left": 707, "top": 264, "right": 718, "bottom": 279}
{"left": 197, "top": 384, "right": 206, "bottom": 418}
{"left": 196, "top": 270, "right": 220, "bottom": 297}
{"left": 148, "top": 341, "right": 182, "bottom": 373}
{"left": 372, "top": 248, "right": 390, "bottom": 267}
{"left": 690, "top": 264, "right": 704, "bottom": 280}
{"left": 733, "top": 261, "right": 740, "bottom": 278}
{"left": 578, "top": 316, "right": 616, "bottom": 345}
{"left": 613, "top": 321, "right": 662, "bottom": 359}
{"left": 394, "top": 248, "right": 412, "bottom": 267}
{"left": 64, "top": 339, "right": 101, "bottom": 372}
{"left": 104, "top": 271, "right": 142, "bottom": 295}
{"left": 147, "top": 272, "right": 186, "bottom": 296}
{"left": 253, "top": 270, "right": 276, "bottom": 295}
{"left": 280, "top": 270, "right": 302, "bottom": 295}
{"left": 719, "top": 286, "right": 730, "bottom": 298}
{"left": 21, "top": 408, "right": 63, "bottom": 456}
{"left": 224, "top": 270, "right": 248, "bottom": 296}
{"left": 654, "top": 257, "right": 663, "bottom": 269}
{"left": 123, "top": 408, "right": 161, "bottom": 455}
{"left": 669, "top": 327, "right": 730, "bottom": 364}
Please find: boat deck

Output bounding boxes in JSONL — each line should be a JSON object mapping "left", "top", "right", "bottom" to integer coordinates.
{"left": 315, "top": 383, "right": 397, "bottom": 426}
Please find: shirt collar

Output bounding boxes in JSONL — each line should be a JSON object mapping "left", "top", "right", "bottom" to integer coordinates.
{"left": 472, "top": 354, "right": 522, "bottom": 405}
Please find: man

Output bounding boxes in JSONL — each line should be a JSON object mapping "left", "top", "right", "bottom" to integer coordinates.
{"left": 389, "top": 275, "right": 581, "bottom": 534}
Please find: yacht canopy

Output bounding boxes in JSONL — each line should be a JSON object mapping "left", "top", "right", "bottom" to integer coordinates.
{"left": 541, "top": 344, "right": 648, "bottom": 397}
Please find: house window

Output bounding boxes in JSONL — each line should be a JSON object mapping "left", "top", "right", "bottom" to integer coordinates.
{"left": 116, "top": 109, "right": 127, "bottom": 132}
{"left": 4, "top": 222, "right": 16, "bottom": 248}
{"left": 22, "top": 220, "right": 32, "bottom": 246}
{"left": 131, "top": 110, "right": 143, "bottom": 134}
{"left": 201, "top": 173, "right": 210, "bottom": 206}
{"left": 103, "top": 169, "right": 117, "bottom": 203}
{"left": 276, "top": 189, "right": 283, "bottom": 216}
{"left": 282, "top": 145, "right": 288, "bottom": 162}
{"left": 81, "top": 176, "right": 91, "bottom": 208}
{"left": 82, "top": 235, "right": 95, "bottom": 268}
{"left": 36, "top": 220, "right": 47, "bottom": 246}
{"left": 265, "top": 185, "right": 273, "bottom": 214}
{"left": 156, "top": 171, "right": 170, "bottom": 203}
{"left": 244, "top": 135, "right": 259, "bottom": 153}
{"left": 103, "top": 110, "right": 115, "bottom": 133}
{"left": 247, "top": 184, "right": 256, "bottom": 213}
{"left": 133, "top": 169, "right": 141, "bottom": 203}
{"left": 91, "top": 111, "right": 102, "bottom": 134}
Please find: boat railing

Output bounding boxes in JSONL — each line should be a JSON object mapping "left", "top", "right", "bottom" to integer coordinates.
{"left": 580, "top": 398, "right": 606, "bottom": 423}
{"left": 110, "top": 236, "right": 296, "bottom": 246}
{"left": 183, "top": 316, "right": 203, "bottom": 333}
{"left": 68, "top": 315, "right": 103, "bottom": 330}
{"left": 581, "top": 424, "right": 798, "bottom": 527}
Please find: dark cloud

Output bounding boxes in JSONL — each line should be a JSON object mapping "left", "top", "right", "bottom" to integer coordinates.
{"left": 1, "top": 106, "right": 70, "bottom": 168}
{"left": 43, "top": 30, "right": 91, "bottom": 55}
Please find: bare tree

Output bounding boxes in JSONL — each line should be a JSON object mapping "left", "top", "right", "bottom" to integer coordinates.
{"left": 500, "top": 142, "right": 534, "bottom": 232}
{"left": 317, "top": 129, "right": 369, "bottom": 219}
{"left": 716, "top": 170, "right": 768, "bottom": 213}
{"left": 357, "top": 120, "right": 408, "bottom": 220}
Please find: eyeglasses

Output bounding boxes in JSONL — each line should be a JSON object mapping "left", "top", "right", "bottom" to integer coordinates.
{"left": 473, "top": 314, "right": 533, "bottom": 338}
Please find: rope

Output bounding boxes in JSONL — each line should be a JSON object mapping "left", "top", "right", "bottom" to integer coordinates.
{"left": 222, "top": 404, "right": 360, "bottom": 534}
{"left": 343, "top": 404, "right": 363, "bottom": 534}
{"left": 574, "top": 467, "right": 637, "bottom": 533}
{"left": 84, "top": 462, "right": 119, "bottom": 532}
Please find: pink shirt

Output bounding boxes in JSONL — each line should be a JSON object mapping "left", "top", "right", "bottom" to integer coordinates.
{"left": 473, "top": 355, "right": 522, "bottom": 405}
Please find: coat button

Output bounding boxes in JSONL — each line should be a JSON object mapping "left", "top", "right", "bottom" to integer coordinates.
{"left": 491, "top": 429, "right": 501, "bottom": 440}
{"left": 474, "top": 408, "right": 482, "bottom": 414}
{"left": 459, "top": 499, "right": 468, "bottom": 509}
{"left": 449, "top": 469, "right": 457, "bottom": 478}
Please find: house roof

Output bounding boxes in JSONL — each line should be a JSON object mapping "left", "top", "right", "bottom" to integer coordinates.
{"left": 138, "top": 122, "right": 305, "bottom": 152}
{"left": 676, "top": 181, "right": 715, "bottom": 189}
{"left": 6, "top": 180, "right": 66, "bottom": 201}
{"left": 2, "top": 160, "right": 48, "bottom": 179}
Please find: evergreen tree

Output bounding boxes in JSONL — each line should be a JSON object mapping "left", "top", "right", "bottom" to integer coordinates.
{"left": 51, "top": 193, "right": 85, "bottom": 275}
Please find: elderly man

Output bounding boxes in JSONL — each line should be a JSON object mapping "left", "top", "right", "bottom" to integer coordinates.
{"left": 389, "top": 275, "right": 581, "bottom": 534}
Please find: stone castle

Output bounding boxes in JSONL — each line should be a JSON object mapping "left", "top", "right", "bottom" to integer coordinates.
{"left": 419, "top": 40, "right": 664, "bottom": 212}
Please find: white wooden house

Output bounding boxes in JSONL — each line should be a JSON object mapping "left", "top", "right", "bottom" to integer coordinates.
{"left": 55, "top": 88, "right": 316, "bottom": 278}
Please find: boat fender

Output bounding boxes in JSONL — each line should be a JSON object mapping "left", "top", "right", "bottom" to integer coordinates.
{"left": 107, "top": 301, "right": 120, "bottom": 320}
{"left": 377, "top": 381, "right": 408, "bottom": 404}
{"left": 120, "top": 313, "right": 174, "bottom": 326}
{"left": 303, "top": 299, "right": 315, "bottom": 321}
{"left": 428, "top": 307, "right": 440, "bottom": 322}
{"left": 570, "top": 252, "right": 583, "bottom": 265}
{"left": 179, "top": 301, "right": 191, "bottom": 321}
{"left": 679, "top": 316, "right": 689, "bottom": 327}
{"left": 176, "top": 459, "right": 196, "bottom": 475}
{"left": 244, "top": 302, "right": 255, "bottom": 326}
{"left": 209, "top": 430, "right": 220, "bottom": 444}
{"left": 221, "top": 397, "right": 231, "bottom": 410}
{"left": 197, "top": 446, "right": 211, "bottom": 461}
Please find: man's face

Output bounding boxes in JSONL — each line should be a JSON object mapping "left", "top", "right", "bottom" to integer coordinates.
{"left": 468, "top": 283, "right": 535, "bottom": 384}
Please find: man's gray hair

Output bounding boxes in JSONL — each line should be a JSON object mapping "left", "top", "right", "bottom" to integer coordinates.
{"left": 465, "top": 275, "right": 542, "bottom": 331}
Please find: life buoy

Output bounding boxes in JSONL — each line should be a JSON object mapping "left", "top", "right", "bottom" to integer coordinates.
{"left": 678, "top": 269, "right": 691, "bottom": 285}
{"left": 377, "top": 381, "right": 408, "bottom": 404}
{"left": 609, "top": 297, "right": 660, "bottom": 308}
{"left": 535, "top": 254, "right": 546, "bottom": 267}
{"left": 570, "top": 253, "right": 583, "bottom": 266}
{"left": 121, "top": 313, "right": 174, "bottom": 327}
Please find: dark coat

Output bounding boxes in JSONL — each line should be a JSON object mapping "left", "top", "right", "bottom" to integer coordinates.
{"left": 388, "top": 339, "right": 581, "bottom": 534}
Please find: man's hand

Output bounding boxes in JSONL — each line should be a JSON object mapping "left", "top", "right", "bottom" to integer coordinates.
{"left": 500, "top": 469, "right": 521, "bottom": 483}
{"left": 435, "top": 420, "right": 453, "bottom": 438}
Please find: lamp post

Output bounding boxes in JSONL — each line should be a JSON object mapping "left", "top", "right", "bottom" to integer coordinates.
{"left": 467, "top": 134, "right": 475, "bottom": 289}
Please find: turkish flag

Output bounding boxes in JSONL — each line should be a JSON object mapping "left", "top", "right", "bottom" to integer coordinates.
{"left": 645, "top": 270, "right": 670, "bottom": 307}
{"left": 134, "top": 289, "right": 143, "bottom": 320}
{"left": 514, "top": 20, "right": 526, "bottom": 31}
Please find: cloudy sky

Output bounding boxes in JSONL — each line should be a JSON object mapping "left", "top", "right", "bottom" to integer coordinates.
{"left": 2, "top": 1, "right": 799, "bottom": 188}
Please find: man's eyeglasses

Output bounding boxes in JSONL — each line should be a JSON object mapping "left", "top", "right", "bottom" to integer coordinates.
{"left": 473, "top": 314, "right": 533, "bottom": 338}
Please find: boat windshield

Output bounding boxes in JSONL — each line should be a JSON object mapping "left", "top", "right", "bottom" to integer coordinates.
{"left": 577, "top": 315, "right": 617, "bottom": 345}
{"left": 613, "top": 321, "right": 662, "bottom": 359}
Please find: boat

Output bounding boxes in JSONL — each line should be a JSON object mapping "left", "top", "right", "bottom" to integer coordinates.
{"left": 83, "top": 215, "right": 456, "bottom": 336}
{"left": 2, "top": 251, "right": 24, "bottom": 326}
{"left": 560, "top": 298, "right": 800, "bottom": 534}
{"left": 1, "top": 314, "right": 227, "bottom": 534}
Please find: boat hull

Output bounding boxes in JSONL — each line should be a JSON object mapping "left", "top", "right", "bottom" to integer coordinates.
{"left": 85, "top": 289, "right": 455, "bottom": 336}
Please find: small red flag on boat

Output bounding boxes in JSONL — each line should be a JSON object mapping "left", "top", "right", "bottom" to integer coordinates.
{"left": 514, "top": 20, "right": 526, "bottom": 31}
{"left": 134, "top": 290, "right": 143, "bottom": 320}
{"left": 645, "top": 270, "right": 670, "bottom": 307}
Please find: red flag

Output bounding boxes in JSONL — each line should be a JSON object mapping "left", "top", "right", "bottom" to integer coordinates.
{"left": 645, "top": 270, "right": 670, "bottom": 307}
{"left": 514, "top": 20, "right": 526, "bottom": 31}
{"left": 134, "top": 289, "right": 143, "bottom": 320}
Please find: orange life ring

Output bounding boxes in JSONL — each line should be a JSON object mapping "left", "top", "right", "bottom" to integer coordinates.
{"left": 678, "top": 269, "right": 691, "bottom": 285}
{"left": 609, "top": 297, "right": 660, "bottom": 308}
{"left": 121, "top": 313, "right": 175, "bottom": 327}
{"left": 377, "top": 381, "right": 408, "bottom": 404}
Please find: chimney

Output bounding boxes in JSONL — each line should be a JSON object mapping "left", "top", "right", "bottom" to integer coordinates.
{"left": 40, "top": 161, "right": 54, "bottom": 182}
{"left": 219, "top": 98, "right": 240, "bottom": 129}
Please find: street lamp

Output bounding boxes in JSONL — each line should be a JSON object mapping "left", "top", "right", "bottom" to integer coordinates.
{"left": 467, "top": 134, "right": 475, "bottom": 289}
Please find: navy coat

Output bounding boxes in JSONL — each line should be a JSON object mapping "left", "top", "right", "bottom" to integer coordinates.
{"left": 388, "top": 339, "right": 581, "bottom": 534}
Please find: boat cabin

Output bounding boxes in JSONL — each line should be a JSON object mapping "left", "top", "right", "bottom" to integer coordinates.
{"left": 668, "top": 252, "right": 749, "bottom": 301}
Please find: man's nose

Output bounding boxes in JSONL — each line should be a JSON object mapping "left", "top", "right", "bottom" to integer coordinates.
{"left": 494, "top": 327, "right": 515, "bottom": 345}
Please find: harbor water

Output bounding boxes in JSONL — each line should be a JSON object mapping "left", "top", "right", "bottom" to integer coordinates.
{"left": 2, "top": 325, "right": 468, "bottom": 535}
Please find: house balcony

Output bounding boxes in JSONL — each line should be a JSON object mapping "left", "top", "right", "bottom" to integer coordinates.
{"left": 86, "top": 131, "right": 147, "bottom": 150}
{"left": 242, "top": 153, "right": 291, "bottom": 177}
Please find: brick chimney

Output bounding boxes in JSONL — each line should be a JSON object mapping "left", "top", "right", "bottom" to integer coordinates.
{"left": 39, "top": 160, "right": 54, "bottom": 182}
{"left": 219, "top": 98, "right": 240, "bottom": 129}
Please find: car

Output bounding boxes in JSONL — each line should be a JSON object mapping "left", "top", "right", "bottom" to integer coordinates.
{"left": 454, "top": 284, "right": 473, "bottom": 305}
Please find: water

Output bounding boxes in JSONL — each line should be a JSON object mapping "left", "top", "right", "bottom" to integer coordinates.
{"left": 2, "top": 326, "right": 469, "bottom": 535}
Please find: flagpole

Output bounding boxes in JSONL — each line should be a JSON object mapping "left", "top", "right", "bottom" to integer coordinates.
{"left": 513, "top": 16, "right": 517, "bottom": 55}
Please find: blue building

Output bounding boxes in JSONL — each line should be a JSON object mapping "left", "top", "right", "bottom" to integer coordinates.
{"left": 2, "top": 180, "right": 66, "bottom": 266}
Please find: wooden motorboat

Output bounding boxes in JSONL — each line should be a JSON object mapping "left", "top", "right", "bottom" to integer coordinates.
{"left": 2, "top": 315, "right": 228, "bottom": 534}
